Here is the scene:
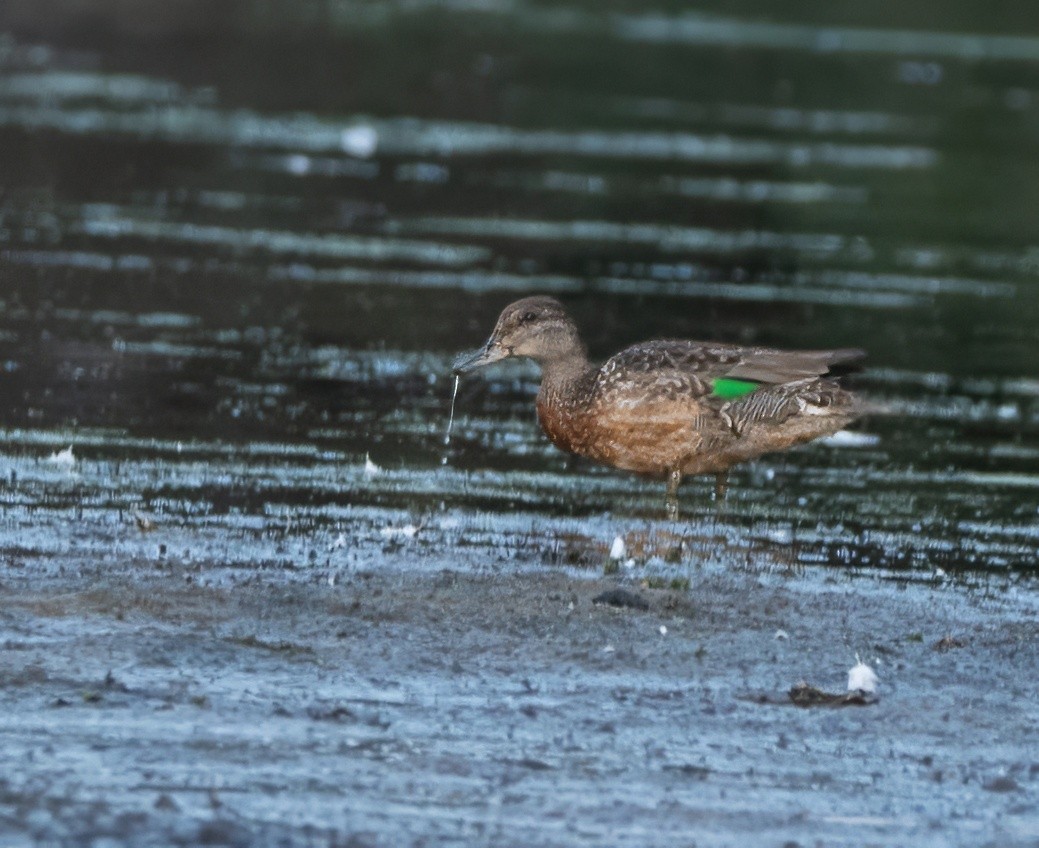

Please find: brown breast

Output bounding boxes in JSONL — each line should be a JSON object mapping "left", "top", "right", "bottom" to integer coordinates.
{"left": 537, "top": 391, "right": 699, "bottom": 476}
{"left": 535, "top": 394, "right": 584, "bottom": 456}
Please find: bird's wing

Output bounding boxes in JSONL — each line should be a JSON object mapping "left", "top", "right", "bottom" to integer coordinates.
{"left": 724, "top": 377, "right": 855, "bottom": 433}
{"left": 593, "top": 348, "right": 714, "bottom": 407}
{"left": 604, "top": 340, "right": 864, "bottom": 386}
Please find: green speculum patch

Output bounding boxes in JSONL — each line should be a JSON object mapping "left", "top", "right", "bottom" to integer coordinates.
{"left": 711, "top": 378, "right": 760, "bottom": 399}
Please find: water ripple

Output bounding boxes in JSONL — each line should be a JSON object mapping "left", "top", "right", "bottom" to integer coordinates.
{"left": 0, "top": 103, "right": 938, "bottom": 169}
{"left": 72, "top": 212, "right": 490, "bottom": 267}
{"left": 613, "top": 12, "right": 1039, "bottom": 61}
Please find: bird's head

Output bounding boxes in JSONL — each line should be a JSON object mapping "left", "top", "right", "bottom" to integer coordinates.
{"left": 453, "top": 296, "right": 585, "bottom": 374}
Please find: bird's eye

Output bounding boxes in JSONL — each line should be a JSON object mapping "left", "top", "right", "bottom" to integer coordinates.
{"left": 519, "top": 311, "right": 538, "bottom": 323}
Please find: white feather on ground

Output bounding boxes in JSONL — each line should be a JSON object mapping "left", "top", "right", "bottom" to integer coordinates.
{"left": 847, "top": 657, "right": 879, "bottom": 693}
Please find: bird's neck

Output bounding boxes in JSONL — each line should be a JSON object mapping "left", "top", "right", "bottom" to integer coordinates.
{"left": 537, "top": 350, "right": 594, "bottom": 402}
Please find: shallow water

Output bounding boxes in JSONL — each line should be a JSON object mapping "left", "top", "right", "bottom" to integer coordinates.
{"left": 1, "top": 2, "right": 1039, "bottom": 846}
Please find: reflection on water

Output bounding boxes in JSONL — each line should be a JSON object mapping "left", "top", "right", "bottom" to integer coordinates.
{"left": 0, "top": 2, "right": 1038, "bottom": 579}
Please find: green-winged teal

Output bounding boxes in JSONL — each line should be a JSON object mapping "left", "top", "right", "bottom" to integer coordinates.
{"left": 454, "top": 296, "right": 864, "bottom": 510}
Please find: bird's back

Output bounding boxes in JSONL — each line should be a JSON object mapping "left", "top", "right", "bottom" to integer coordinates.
{"left": 601, "top": 339, "right": 864, "bottom": 385}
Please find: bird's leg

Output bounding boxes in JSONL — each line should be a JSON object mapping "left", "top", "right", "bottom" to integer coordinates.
{"left": 714, "top": 471, "right": 729, "bottom": 502}
{"left": 665, "top": 469, "right": 682, "bottom": 520}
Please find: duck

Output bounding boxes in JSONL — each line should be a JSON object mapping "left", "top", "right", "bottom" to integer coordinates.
{"left": 453, "top": 295, "right": 864, "bottom": 512}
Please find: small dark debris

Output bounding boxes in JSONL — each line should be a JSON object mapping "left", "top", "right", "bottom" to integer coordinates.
{"left": 788, "top": 682, "right": 877, "bottom": 708}
{"left": 308, "top": 705, "right": 356, "bottom": 722}
{"left": 504, "top": 757, "right": 553, "bottom": 771}
{"left": 983, "top": 776, "right": 1019, "bottom": 793}
{"left": 230, "top": 635, "right": 314, "bottom": 654}
{"left": 663, "top": 763, "right": 711, "bottom": 779}
{"left": 307, "top": 705, "right": 391, "bottom": 728}
{"left": 641, "top": 688, "right": 685, "bottom": 702}
{"left": 154, "top": 793, "right": 180, "bottom": 812}
{"left": 592, "top": 589, "right": 649, "bottom": 611}
{"left": 104, "top": 670, "right": 129, "bottom": 692}
{"left": 933, "top": 635, "right": 967, "bottom": 651}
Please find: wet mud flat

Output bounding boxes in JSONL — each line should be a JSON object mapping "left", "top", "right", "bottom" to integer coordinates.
{"left": 1, "top": 536, "right": 1038, "bottom": 848}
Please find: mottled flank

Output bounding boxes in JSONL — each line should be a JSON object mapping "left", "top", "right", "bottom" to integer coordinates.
{"left": 455, "top": 296, "right": 863, "bottom": 495}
